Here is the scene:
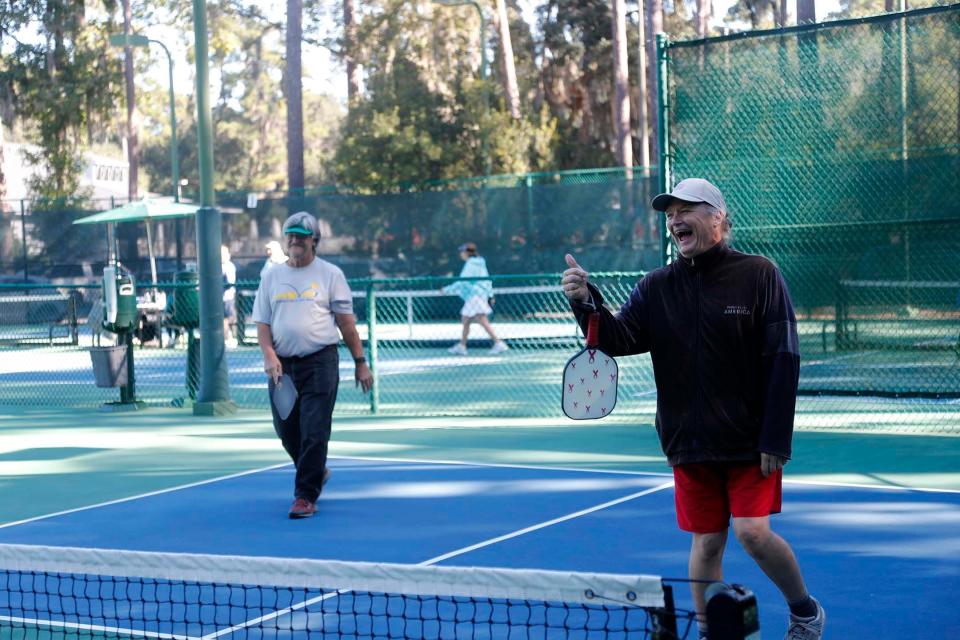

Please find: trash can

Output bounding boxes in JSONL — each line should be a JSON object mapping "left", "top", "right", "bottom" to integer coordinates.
{"left": 173, "top": 270, "right": 200, "bottom": 329}
{"left": 90, "top": 345, "right": 129, "bottom": 387}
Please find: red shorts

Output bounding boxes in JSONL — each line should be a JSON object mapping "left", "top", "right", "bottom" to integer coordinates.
{"left": 673, "top": 461, "right": 782, "bottom": 533}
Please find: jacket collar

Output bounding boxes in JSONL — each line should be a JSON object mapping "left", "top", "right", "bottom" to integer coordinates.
{"left": 677, "top": 241, "right": 728, "bottom": 271}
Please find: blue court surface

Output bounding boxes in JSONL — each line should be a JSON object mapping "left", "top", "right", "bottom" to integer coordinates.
{"left": 1, "top": 456, "right": 958, "bottom": 638}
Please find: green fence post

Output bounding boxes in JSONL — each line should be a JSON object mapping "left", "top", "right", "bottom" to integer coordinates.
{"left": 656, "top": 32, "right": 672, "bottom": 268}
{"left": 367, "top": 281, "right": 379, "bottom": 414}
{"left": 19, "top": 200, "right": 28, "bottom": 280}
{"left": 525, "top": 174, "right": 535, "bottom": 247}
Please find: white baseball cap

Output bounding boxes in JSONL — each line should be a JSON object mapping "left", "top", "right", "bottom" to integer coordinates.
{"left": 651, "top": 178, "right": 727, "bottom": 213}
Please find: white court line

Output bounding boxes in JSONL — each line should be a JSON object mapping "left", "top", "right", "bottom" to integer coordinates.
{"left": 417, "top": 481, "right": 675, "bottom": 565}
{"left": 328, "top": 453, "right": 674, "bottom": 477}
{"left": 327, "top": 453, "right": 960, "bottom": 494}
{"left": 2, "top": 452, "right": 956, "bottom": 532}
{"left": 5, "top": 452, "right": 959, "bottom": 639}
{"left": 0, "top": 462, "right": 293, "bottom": 530}
{"left": 0, "top": 615, "right": 194, "bottom": 640}
{"left": 200, "top": 480, "right": 676, "bottom": 640}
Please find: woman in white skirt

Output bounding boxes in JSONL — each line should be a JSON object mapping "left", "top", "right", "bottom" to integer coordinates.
{"left": 442, "top": 243, "right": 509, "bottom": 355}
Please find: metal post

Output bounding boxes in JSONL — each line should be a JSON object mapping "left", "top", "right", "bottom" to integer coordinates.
{"left": 897, "top": 1, "right": 910, "bottom": 287}
{"left": 525, "top": 174, "right": 535, "bottom": 246}
{"left": 19, "top": 200, "right": 27, "bottom": 280}
{"left": 121, "top": 330, "right": 136, "bottom": 404}
{"left": 367, "top": 282, "right": 379, "bottom": 414}
{"left": 655, "top": 33, "right": 672, "bottom": 267}
{"left": 192, "top": 0, "right": 235, "bottom": 415}
{"left": 154, "top": 39, "right": 180, "bottom": 205}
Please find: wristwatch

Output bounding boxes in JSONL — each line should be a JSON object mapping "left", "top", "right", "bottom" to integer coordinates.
{"left": 353, "top": 356, "right": 367, "bottom": 365}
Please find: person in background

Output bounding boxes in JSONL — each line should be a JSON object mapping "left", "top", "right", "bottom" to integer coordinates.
{"left": 251, "top": 211, "right": 372, "bottom": 519}
{"left": 442, "top": 242, "right": 508, "bottom": 355}
{"left": 261, "top": 240, "right": 287, "bottom": 278}
{"left": 561, "top": 178, "right": 824, "bottom": 640}
{"left": 221, "top": 245, "right": 237, "bottom": 346}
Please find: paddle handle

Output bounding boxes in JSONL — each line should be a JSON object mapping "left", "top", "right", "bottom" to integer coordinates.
{"left": 586, "top": 313, "right": 600, "bottom": 347}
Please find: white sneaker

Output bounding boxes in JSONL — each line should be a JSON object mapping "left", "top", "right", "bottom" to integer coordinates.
{"left": 447, "top": 343, "right": 468, "bottom": 355}
{"left": 488, "top": 341, "right": 509, "bottom": 354}
{"left": 786, "top": 597, "right": 825, "bottom": 640}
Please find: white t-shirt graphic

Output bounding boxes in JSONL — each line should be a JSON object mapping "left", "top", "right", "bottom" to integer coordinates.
{"left": 251, "top": 259, "right": 353, "bottom": 357}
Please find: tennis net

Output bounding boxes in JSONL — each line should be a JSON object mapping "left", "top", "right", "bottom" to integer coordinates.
{"left": 0, "top": 544, "right": 693, "bottom": 639}
{"left": 835, "top": 279, "right": 960, "bottom": 352}
{"left": 0, "top": 293, "right": 79, "bottom": 346}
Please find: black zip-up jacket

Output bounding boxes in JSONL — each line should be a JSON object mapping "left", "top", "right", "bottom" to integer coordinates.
{"left": 571, "top": 243, "right": 800, "bottom": 466}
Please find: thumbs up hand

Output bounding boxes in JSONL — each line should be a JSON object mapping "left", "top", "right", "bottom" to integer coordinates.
{"left": 562, "top": 254, "right": 591, "bottom": 303}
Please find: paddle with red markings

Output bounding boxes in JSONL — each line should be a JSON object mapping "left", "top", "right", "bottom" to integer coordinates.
{"left": 562, "top": 312, "right": 618, "bottom": 420}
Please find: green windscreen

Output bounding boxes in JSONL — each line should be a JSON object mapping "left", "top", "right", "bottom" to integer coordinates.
{"left": 661, "top": 5, "right": 960, "bottom": 398}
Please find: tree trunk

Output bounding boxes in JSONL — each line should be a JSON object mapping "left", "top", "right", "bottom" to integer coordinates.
{"left": 493, "top": 0, "right": 521, "bottom": 120}
{"left": 777, "top": 0, "right": 788, "bottom": 26}
{"left": 286, "top": 0, "right": 305, "bottom": 192}
{"left": 635, "top": 0, "right": 651, "bottom": 170}
{"left": 343, "top": 0, "right": 362, "bottom": 106}
{"left": 612, "top": 0, "right": 632, "bottom": 168}
{"left": 123, "top": 0, "right": 138, "bottom": 201}
{"left": 646, "top": 0, "right": 663, "bottom": 163}
{"left": 695, "top": 0, "right": 710, "bottom": 37}
{"left": 796, "top": 0, "right": 816, "bottom": 24}
{"left": 0, "top": 117, "right": 5, "bottom": 203}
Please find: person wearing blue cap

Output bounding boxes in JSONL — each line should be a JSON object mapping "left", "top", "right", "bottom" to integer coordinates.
{"left": 250, "top": 211, "right": 373, "bottom": 519}
{"left": 561, "top": 178, "right": 824, "bottom": 640}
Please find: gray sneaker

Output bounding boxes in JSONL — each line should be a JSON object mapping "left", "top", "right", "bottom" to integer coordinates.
{"left": 786, "top": 597, "right": 825, "bottom": 640}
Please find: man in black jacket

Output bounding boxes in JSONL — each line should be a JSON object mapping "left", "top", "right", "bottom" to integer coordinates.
{"left": 562, "top": 178, "right": 824, "bottom": 640}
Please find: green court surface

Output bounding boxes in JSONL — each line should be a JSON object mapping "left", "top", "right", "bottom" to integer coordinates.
{"left": 2, "top": 405, "right": 958, "bottom": 526}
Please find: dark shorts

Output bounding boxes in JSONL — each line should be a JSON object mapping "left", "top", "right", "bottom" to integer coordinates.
{"left": 223, "top": 298, "right": 236, "bottom": 320}
{"left": 673, "top": 461, "right": 782, "bottom": 533}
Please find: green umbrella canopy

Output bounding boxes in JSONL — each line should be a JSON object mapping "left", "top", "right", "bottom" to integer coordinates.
{"left": 72, "top": 198, "right": 199, "bottom": 225}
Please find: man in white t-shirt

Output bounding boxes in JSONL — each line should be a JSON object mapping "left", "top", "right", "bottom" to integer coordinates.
{"left": 251, "top": 211, "right": 373, "bottom": 519}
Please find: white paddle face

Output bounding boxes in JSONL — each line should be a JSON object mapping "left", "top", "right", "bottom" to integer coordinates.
{"left": 272, "top": 373, "right": 298, "bottom": 420}
{"left": 562, "top": 348, "right": 618, "bottom": 420}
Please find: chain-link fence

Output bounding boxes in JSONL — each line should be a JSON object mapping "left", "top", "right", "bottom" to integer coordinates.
{"left": 658, "top": 5, "right": 959, "bottom": 413}
{"left": 1, "top": 265, "right": 957, "bottom": 433}
{"left": 0, "top": 274, "right": 656, "bottom": 420}
{"left": 0, "top": 169, "right": 660, "bottom": 283}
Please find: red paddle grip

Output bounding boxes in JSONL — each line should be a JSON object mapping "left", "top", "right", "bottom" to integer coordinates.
{"left": 586, "top": 313, "right": 600, "bottom": 347}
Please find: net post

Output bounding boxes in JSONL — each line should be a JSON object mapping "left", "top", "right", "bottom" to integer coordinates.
{"left": 650, "top": 582, "right": 679, "bottom": 639}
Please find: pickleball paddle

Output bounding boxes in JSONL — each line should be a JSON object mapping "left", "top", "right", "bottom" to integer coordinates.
{"left": 562, "top": 312, "right": 618, "bottom": 420}
{"left": 272, "top": 373, "right": 298, "bottom": 420}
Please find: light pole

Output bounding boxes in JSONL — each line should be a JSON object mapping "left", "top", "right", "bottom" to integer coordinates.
{"left": 433, "top": 0, "right": 489, "bottom": 174}
{"left": 108, "top": 34, "right": 180, "bottom": 203}
{"left": 109, "top": 33, "right": 184, "bottom": 270}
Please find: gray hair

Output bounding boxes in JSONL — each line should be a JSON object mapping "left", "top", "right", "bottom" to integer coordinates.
{"left": 704, "top": 205, "right": 732, "bottom": 242}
